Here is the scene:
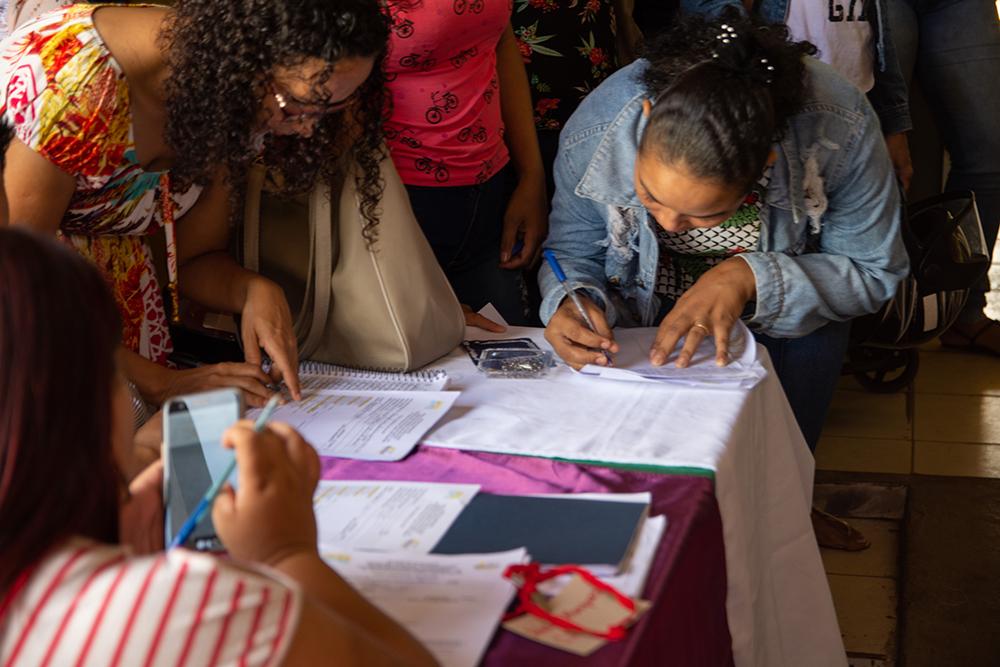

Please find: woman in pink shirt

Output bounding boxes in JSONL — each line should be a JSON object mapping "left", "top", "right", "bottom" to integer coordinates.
{"left": 384, "top": 0, "right": 547, "bottom": 325}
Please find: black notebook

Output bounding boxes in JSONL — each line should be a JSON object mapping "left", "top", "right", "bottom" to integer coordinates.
{"left": 431, "top": 493, "right": 648, "bottom": 571}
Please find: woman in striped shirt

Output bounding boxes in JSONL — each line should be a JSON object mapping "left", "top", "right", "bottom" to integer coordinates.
{"left": 0, "top": 226, "right": 437, "bottom": 666}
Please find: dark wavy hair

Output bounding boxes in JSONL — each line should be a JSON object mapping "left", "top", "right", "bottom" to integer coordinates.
{"left": 0, "top": 228, "right": 123, "bottom": 596}
{"left": 160, "top": 0, "right": 391, "bottom": 240}
{"left": 639, "top": 9, "right": 817, "bottom": 192}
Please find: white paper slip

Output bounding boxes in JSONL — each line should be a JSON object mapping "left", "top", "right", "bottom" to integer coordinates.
{"left": 314, "top": 480, "right": 479, "bottom": 552}
{"left": 323, "top": 548, "right": 528, "bottom": 667}
{"left": 580, "top": 321, "right": 766, "bottom": 389}
{"left": 298, "top": 362, "right": 450, "bottom": 392}
{"left": 261, "top": 389, "right": 460, "bottom": 460}
{"left": 600, "top": 514, "right": 667, "bottom": 599}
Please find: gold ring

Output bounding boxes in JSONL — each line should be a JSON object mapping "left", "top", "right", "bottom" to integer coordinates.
{"left": 691, "top": 322, "right": 710, "bottom": 335}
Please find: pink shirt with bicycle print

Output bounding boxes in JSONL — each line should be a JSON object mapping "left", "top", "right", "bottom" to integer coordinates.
{"left": 384, "top": 0, "right": 511, "bottom": 187}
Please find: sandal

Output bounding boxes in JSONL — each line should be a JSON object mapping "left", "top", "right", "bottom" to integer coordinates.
{"left": 940, "top": 318, "right": 1000, "bottom": 358}
{"left": 811, "top": 507, "right": 870, "bottom": 552}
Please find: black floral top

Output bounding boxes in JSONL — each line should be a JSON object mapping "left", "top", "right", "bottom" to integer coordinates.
{"left": 511, "top": 0, "right": 620, "bottom": 131}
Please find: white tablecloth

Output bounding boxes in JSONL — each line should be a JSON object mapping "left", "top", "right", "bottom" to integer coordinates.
{"left": 423, "top": 326, "right": 846, "bottom": 667}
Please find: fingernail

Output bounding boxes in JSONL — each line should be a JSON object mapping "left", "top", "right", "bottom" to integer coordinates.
{"left": 596, "top": 355, "right": 607, "bottom": 366}
{"left": 601, "top": 341, "right": 610, "bottom": 349}
{"left": 651, "top": 352, "right": 664, "bottom": 366}
{"left": 501, "top": 252, "right": 510, "bottom": 262}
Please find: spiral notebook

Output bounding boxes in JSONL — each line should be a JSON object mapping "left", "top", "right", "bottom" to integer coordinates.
{"left": 298, "top": 361, "right": 450, "bottom": 392}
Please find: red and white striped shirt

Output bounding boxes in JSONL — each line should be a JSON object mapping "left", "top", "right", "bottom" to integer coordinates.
{"left": 0, "top": 538, "right": 301, "bottom": 667}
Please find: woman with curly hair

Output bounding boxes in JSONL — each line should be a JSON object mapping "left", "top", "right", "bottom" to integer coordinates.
{"left": 0, "top": 0, "right": 389, "bottom": 409}
{"left": 540, "top": 12, "right": 908, "bottom": 473}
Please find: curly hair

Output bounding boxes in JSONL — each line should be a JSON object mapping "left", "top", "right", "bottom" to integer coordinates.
{"left": 160, "top": 0, "right": 391, "bottom": 240}
{"left": 639, "top": 9, "right": 817, "bottom": 192}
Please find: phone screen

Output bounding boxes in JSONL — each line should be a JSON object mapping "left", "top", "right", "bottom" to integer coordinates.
{"left": 164, "top": 389, "right": 242, "bottom": 551}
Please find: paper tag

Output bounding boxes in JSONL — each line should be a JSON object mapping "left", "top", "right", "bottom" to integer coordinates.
{"left": 503, "top": 574, "right": 650, "bottom": 656}
{"left": 922, "top": 294, "right": 939, "bottom": 332}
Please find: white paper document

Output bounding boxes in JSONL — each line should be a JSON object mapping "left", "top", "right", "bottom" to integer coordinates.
{"left": 322, "top": 548, "right": 528, "bottom": 667}
{"left": 580, "top": 322, "right": 766, "bottom": 389}
{"left": 264, "top": 389, "right": 459, "bottom": 460}
{"left": 313, "top": 480, "right": 479, "bottom": 552}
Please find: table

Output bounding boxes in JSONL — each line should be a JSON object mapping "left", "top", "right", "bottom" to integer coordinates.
{"left": 321, "top": 447, "right": 735, "bottom": 666}
{"left": 420, "top": 329, "right": 847, "bottom": 667}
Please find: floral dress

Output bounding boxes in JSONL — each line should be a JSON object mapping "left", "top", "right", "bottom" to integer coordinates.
{"left": 0, "top": 4, "right": 202, "bottom": 364}
{"left": 510, "top": 0, "right": 619, "bottom": 131}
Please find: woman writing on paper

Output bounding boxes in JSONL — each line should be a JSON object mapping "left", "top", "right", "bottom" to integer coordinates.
{"left": 0, "top": 0, "right": 392, "bottom": 409}
{"left": 0, "top": 226, "right": 437, "bottom": 666}
{"left": 540, "top": 12, "right": 907, "bottom": 457}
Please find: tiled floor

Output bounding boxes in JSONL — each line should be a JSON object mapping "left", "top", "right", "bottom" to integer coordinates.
{"left": 813, "top": 259, "right": 1000, "bottom": 664}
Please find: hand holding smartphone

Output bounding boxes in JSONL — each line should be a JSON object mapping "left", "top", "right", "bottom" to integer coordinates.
{"left": 163, "top": 388, "right": 243, "bottom": 551}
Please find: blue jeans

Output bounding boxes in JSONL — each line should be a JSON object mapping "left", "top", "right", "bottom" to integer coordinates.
{"left": 406, "top": 165, "right": 531, "bottom": 325}
{"left": 888, "top": 0, "right": 1000, "bottom": 321}
{"left": 754, "top": 320, "right": 853, "bottom": 453}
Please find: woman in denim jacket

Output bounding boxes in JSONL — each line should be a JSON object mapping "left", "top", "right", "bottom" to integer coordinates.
{"left": 539, "top": 12, "right": 909, "bottom": 454}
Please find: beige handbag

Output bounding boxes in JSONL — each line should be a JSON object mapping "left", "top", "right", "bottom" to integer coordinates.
{"left": 242, "top": 151, "right": 465, "bottom": 371}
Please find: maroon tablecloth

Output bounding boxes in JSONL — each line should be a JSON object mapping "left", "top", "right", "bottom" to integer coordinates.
{"left": 321, "top": 446, "right": 734, "bottom": 666}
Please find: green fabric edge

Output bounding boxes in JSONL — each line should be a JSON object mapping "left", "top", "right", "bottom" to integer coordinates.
{"left": 500, "top": 451, "right": 716, "bottom": 480}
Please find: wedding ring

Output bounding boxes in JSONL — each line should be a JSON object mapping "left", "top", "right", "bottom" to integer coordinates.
{"left": 691, "top": 322, "right": 711, "bottom": 335}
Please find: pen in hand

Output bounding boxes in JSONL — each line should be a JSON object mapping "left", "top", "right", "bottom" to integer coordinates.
{"left": 542, "top": 250, "right": 614, "bottom": 367}
{"left": 169, "top": 394, "right": 282, "bottom": 549}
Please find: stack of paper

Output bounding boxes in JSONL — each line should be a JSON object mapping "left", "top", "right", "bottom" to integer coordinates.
{"left": 313, "top": 480, "right": 480, "bottom": 552}
{"left": 312, "top": 481, "right": 671, "bottom": 664}
{"left": 579, "top": 321, "right": 766, "bottom": 389}
{"left": 323, "top": 548, "right": 528, "bottom": 667}
{"left": 259, "top": 389, "right": 459, "bottom": 461}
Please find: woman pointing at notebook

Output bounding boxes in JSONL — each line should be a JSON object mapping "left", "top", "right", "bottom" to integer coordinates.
{"left": 0, "top": 0, "right": 393, "bottom": 409}
{"left": 539, "top": 12, "right": 908, "bottom": 453}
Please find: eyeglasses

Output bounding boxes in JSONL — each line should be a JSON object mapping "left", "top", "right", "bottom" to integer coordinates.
{"left": 272, "top": 84, "right": 357, "bottom": 124}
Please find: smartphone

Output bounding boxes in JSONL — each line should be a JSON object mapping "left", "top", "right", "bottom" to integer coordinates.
{"left": 162, "top": 388, "right": 243, "bottom": 551}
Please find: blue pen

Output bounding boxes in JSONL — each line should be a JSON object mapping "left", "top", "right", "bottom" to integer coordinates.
{"left": 542, "top": 249, "right": 614, "bottom": 366}
{"left": 169, "top": 394, "right": 282, "bottom": 550}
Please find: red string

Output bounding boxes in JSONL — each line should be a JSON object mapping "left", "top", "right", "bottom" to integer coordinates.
{"left": 503, "top": 563, "right": 636, "bottom": 641}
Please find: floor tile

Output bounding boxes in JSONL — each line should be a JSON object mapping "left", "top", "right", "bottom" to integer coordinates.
{"left": 914, "top": 350, "right": 1000, "bottom": 397}
{"left": 824, "top": 391, "right": 911, "bottom": 441}
{"left": 914, "top": 394, "right": 1000, "bottom": 444}
{"left": 816, "top": 437, "right": 912, "bottom": 475}
{"left": 821, "top": 519, "right": 900, "bottom": 579}
{"left": 913, "top": 441, "right": 1000, "bottom": 479}
{"left": 828, "top": 575, "right": 898, "bottom": 658}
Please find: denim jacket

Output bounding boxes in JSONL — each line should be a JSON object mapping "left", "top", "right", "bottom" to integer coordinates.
{"left": 681, "top": 0, "right": 912, "bottom": 134}
{"left": 538, "top": 59, "right": 909, "bottom": 338}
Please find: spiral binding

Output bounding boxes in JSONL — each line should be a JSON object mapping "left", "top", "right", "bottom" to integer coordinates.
{"left": 299, "top": 360, "right": 448, "bottom": 384}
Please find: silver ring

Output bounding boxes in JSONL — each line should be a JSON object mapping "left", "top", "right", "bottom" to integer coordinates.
{"left": 691, "top": 322, "right": 710, "bottom": 335}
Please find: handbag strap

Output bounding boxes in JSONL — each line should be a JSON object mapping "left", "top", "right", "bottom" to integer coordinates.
{"left": 243, "top": 164, "right": 265, "bottom": 273}
{"left": 300, "top": 180, "right": 335, "bottom": 359}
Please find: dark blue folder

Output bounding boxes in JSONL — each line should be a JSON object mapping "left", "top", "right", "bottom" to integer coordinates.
{"left": 431, "top": 493, "right": 648, "bottom": 568}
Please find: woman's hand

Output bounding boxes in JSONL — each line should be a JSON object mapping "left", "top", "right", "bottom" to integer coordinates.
{"left": 119, "top": 460, "right": 165, "bottom": 555}
{"left": 650, "top": 257, "right": 756, "bottom": 368}
{"left": 544, "top": 295, "right": 619, "bottom": 369}
{"left": 158, "top": 362, "right": 276, "bottom": 408}
{"left": 212, "top": 422, "right": 320, "bottom": 566}
{"left": 499, "top": 176, "right": 548, "bottom": 270}
{"left": 241, "top": 277, "right": 301, "bottom": 400}
{"left": 462, "top": 304, "right": 506, "bottom": 333}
